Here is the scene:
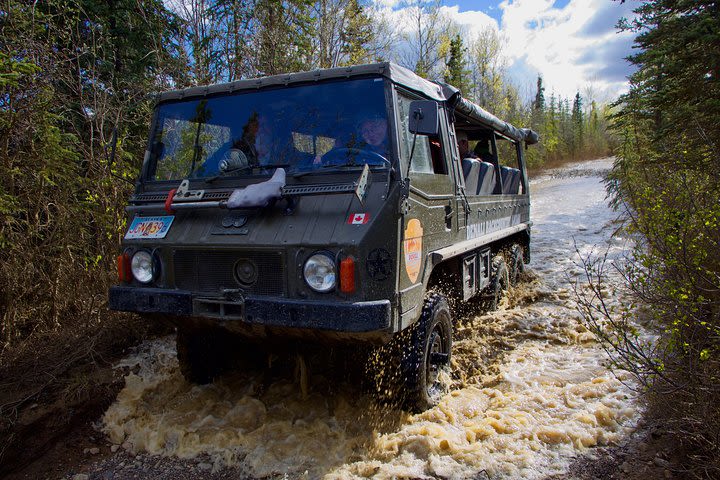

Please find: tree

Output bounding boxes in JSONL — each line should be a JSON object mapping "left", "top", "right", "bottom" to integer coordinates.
{"left": 339, "top": 0, "right": 376, "bottom": 65}
{"left": 253, "top": 0, "right": 314, "bottom": 76}
{"left": 533, "top": 75, "right": 545, "bottom": 112}
{"left": 0, "top": 0, "right": 181, "bottom": 344}
{"left": 571, "top": 92, "right": 583, "bottom": 154}
{"left": 443, "top": 34, "right": 471, "bottom": 94}
{"left": 308, "top": 0, "right": 376, "bottom": 69}
{"left": 215, "top": 0, "right": 258, "bottom": 82}
{"left": 170, "top": 0, "right": 223, "bottom": 85}
{"left": 399, "top": 0, "right": 450, "bottom": 79}
{"left": 467, "top": 27, "right": 506, "bottom": 112}
{"left": 604, "top": 0, "right": 720, "bottom": 471}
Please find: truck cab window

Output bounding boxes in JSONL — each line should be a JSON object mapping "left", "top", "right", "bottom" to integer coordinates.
{"left": 148, "top": 78, "right": 391, "bottom": 182}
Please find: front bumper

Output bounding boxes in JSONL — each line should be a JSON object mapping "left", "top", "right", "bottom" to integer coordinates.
{"left": 108, "top": 286, "right": 392, "bottom": 333}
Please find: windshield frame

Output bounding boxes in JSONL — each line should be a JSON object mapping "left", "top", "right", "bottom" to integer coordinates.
{"left": 140, "top": 76, "right": 398, "bottom": 185}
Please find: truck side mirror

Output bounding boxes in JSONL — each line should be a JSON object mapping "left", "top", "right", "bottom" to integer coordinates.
{"left": 408, "top": 100, "right": 439, "bottom": 136}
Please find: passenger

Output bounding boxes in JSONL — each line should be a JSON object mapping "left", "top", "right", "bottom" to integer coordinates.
{"left": 474, "top": 138, "right": 494, "bottom": 163}
{"left": 236, "top": 112, "right": 272, "bottom": 165}
{"left": 456, "top": 131, "right": 477, "bottom": 159}
{"left": 198, "top": 114, "right": 271, "bottom": 176}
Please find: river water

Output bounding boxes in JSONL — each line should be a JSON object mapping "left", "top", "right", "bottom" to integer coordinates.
{"left": 103, "top": 157, "right": 638, "bottom": 479}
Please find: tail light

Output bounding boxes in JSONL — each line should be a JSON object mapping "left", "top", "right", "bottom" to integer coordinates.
{"left": 340, "top": 257, "right": 355, "bottom": 293}
{"left": 117, "top": 253, "right": 131, "bottom": 283}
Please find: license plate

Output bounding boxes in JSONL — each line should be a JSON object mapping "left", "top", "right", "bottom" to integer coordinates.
{"left": 125, "top": 215, "right": 175, "bottom": 240}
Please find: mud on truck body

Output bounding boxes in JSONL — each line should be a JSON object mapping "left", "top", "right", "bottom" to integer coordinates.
{"left": 109, "top": 62, "right": 538, "bottom": 411}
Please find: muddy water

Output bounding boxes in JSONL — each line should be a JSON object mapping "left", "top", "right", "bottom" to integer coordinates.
{"left": 103, "top": 157, "right": 638, "bottom": 479}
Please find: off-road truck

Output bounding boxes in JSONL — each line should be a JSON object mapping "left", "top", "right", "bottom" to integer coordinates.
{"left": 109, "top": 62, "right": 538, "bottom": 410}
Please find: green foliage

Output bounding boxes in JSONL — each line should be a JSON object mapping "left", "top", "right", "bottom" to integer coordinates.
{"left": 340, "top": 0, "right": 375, "bottom": 66}
{"left": 452, "top": 26, "right": 613, "bottom": 168}
{"left": 608, "top": 0, "right": 720, "bottom": 473}
{"left": 443, "top": 34, "right": 471, "bottom": 95}
{"left": 0, "top": 0, "right": 177, "bottom": 347}
{"left": 255, "top": 0, "right": 314, "bottom": 75}
{"left": 533, "top": 76, "right": 545, "bottom": 112}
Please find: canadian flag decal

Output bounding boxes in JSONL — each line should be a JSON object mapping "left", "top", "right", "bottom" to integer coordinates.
{"left": 348, "top": 213, "right": 370, "bottom": 225}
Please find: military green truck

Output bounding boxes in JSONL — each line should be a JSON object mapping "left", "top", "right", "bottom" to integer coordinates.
{"left": 109, "top": 62, "right": 538, "bottom": 410}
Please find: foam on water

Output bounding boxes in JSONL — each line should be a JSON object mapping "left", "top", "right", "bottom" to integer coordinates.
{"left": 103, "top": 158, "right": 639, "bottom": 479}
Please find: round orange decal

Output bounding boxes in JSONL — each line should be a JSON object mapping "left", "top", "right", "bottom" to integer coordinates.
{"left": 403, "top": 219, "right": 423, "bottom": 283}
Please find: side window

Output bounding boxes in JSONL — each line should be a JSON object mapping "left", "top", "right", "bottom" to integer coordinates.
{"left": 396, "top": 90, "right": 453, "bottom": 194}
{"left": 397, "top": 92, "right": 449, "bottom": 175}
{"left": 396, "top": 92, "right": 432, "bottom": 173}
{"left": 495, "top": 136, "right": 524, "bottom": 195}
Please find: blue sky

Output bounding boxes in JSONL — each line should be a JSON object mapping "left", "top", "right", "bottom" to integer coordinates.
{"left": 377, "top": 0, "right": 638, "bottom": 102}
{"left": 452, "top": 0, "right": 505, "bottom": 21}
{"left": 446, "top": 0, "right": 573, "bottom": 21}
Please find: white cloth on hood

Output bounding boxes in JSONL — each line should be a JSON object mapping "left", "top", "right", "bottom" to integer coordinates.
{"left": 227, "top": 168, "right": 286, "bottom": 209}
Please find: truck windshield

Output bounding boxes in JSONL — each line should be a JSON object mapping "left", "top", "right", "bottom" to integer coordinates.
{"left": 147, "top": 78, "right": 391, "bottom": 182}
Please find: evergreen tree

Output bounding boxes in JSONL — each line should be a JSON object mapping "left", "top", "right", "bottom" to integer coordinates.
{"left": 608, "top": 1, "right": 720, "bottom": 467}
{"left": 443, "top": 34, "right": 471, "bottom": 94}
{"left": 571, "top": 92, "right": 583, "bottom": 154}
{"left": 254, "top": 0, "right": 314, "bottom": 75}
{"left": 533, "top": 75, "right": 545, "bottom": 112}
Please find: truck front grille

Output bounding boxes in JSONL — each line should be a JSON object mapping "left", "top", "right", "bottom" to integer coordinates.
{"left": 173, "top": 250, "right": 285, "bottom": 296}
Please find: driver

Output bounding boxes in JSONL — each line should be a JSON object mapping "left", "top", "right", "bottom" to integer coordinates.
{"left": 358, "top": 114, "right": 389, "bottom": 157}
{"left": 313, "top": 114, "right": 389, "bottom": 169}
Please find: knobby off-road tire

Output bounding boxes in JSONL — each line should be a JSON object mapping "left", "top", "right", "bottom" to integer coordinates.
{"left": 486, "top": 255, "right": 509, "bottom": 311}
{"left": 399, "top": 292, "right": 453, "bottom": 412}
{"left": 508, "top": 244, "right": 525, "bottom": 287}
{"left": 176, "top": 328, "right": 223, "bottom": 384}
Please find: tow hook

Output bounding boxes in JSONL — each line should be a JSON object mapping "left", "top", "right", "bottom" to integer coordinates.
{"left": 222, "top": 289, "right": 245, "bottom": 303}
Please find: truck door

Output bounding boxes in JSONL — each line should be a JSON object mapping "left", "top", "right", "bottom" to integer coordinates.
{"left": 395, "top": 90, "right": 455, "bottom": 327}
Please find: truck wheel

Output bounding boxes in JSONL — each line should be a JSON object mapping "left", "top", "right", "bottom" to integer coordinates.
{"left": 401, "top": 293, "right": 453, "bottom": 412}
{"left": 176, "top": 328, "right": 220, "bottom": 384}
{"left": 487, "top": 256, "right": 509, "bottom": 310}
{"left": 508, "top": 244, "right": 525, "bottom": 286}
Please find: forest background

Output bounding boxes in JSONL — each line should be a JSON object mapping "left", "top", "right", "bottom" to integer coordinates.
{"left": 3, "top": 0, "right": 718, "bottom": 476}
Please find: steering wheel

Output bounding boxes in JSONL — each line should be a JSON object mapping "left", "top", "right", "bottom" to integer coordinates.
{"left": 232, "top": 140, "right": 259, "bottom": 166}
{"left": 218, "top": 148, "right": 249, "bottom": 173}
{"left": 321, "top": 147, "right": 390, "bottom": 167}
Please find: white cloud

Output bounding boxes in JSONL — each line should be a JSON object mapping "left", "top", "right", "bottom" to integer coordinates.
{"left": 374, "top": 0, "right": 402, "bottom": 8}
{"left": 372, "top": 0, "right": 636, "bottom": 100}
{"left": 497, "top": 0, "right": 635, "bottom": 98}
{"left": 439, "top": 5, "right": 498, "bottom": 36}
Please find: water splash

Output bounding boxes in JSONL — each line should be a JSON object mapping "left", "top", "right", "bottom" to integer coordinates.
{"left": 103, "top": 158, "right": 639, "bottom": 479}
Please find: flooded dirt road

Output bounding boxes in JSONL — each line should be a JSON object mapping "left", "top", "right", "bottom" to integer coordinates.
{"left": 100, "top": 157, "right": 638, "bottom": 479}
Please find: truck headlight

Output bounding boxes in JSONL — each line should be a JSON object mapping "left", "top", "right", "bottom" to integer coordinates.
{"left": 303, "top": 253, "right": 336, "bottom": 292}
{"left": 131, "top": 250, "right": 154, "bottom": 284}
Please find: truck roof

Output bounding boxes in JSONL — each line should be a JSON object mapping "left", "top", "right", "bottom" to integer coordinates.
{"left": 156, "top": 62, "right": 537, "bottom": 145}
